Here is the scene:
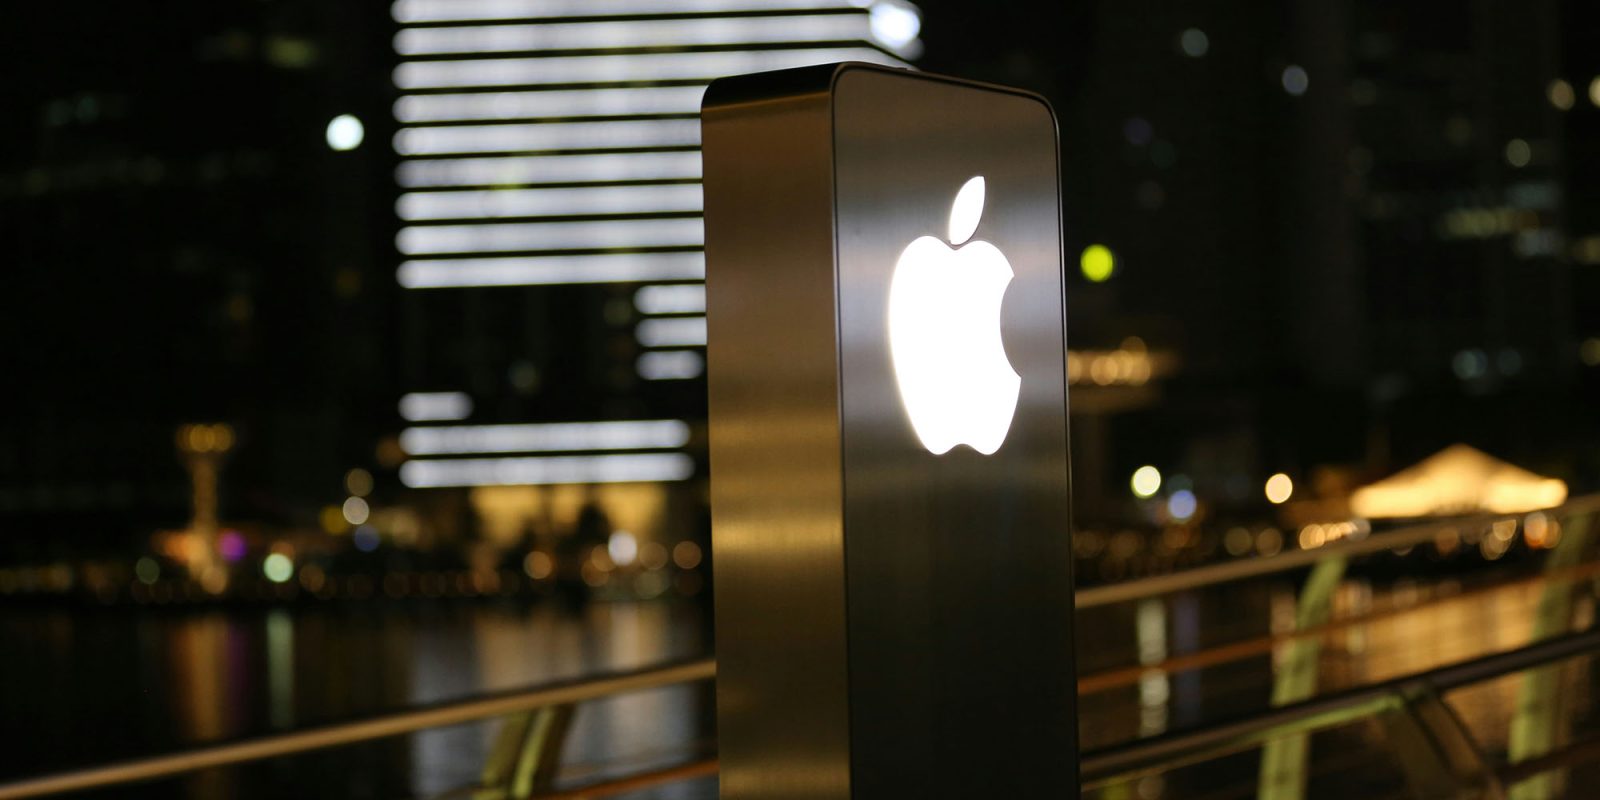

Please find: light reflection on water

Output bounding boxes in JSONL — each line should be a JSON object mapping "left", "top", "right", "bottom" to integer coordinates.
{"left": 0, "top": 567, "right": 1583, "bottom": 798}
{"left": 0, "top": 600, "right": 711, "bottom": 799}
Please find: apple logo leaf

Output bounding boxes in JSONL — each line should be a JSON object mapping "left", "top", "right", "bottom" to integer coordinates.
{"left": 947, "top": 176, "right": 985, "bottom": 246}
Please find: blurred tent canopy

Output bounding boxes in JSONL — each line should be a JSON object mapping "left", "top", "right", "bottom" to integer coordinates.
{"left": 1350, "top": 444, "right": 1568, "bottom": 519}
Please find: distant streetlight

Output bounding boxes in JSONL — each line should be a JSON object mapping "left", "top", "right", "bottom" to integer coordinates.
{"left": 1131, "top": 465, "right": 1162, "bottom": 498}
{"left": 326, "top": 114, "right": 365, "bottom": 151}
{"left": 1265, "top": 473, "right": 1294, "bottom": 504}
{"left": 1548, "top": 79, "right": 1575, "bottom": 111}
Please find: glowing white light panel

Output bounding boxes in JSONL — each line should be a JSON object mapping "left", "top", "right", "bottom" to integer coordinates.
{"left": 398, "top": 391, "right": 474, "bottom": 422}
{"left": 400, "top": 453, "right": 696, "bottom": 487}
{"left": 398, "top": 253, "right": 705, "bottom": 289}
{"left": 390, "top": 0, "right": 918, "bottom": 486}
{"left": 391, "top": 0, "right": 915, "bottom": 288}
{"left": 400, "top": 419, "right": 691, "bottom": 455}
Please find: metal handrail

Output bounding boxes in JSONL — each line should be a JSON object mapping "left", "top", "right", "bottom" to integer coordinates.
{"left": 1, "top": 497, "right": 1594, "bottom": 799}
{"left": 537, "top": 629, "right": 1600, "bottom": 798}
{"left": 1080, "top": 555, "right": 1600, "bottom": 695}
{"left": 1079, "top": 626, "right": 1600, "bottom": 786}
{"left": 0, "top": 659, "right": 714, "bottom": 800}
{"left": 1076, "top": 493, "right": 1600, "bottom": 610}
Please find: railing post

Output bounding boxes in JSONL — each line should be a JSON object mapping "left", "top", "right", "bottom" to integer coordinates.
{"left": 1380, "top": 686, "right": 1502, "bottom": 799}
{"left": 1257, "top": 555, "right": 1346, "bottom": 800}
{"left": 471, "top": 703, "right": 575, "bottom": 800}
{"left": 511, "top": 704, "right": 575, "bottom": 797}
{"left": 480, "top": 712, "right": 536, "bottom": 794}
{"left": 1508, "top": 512, "right": 1594, "bottom": 800}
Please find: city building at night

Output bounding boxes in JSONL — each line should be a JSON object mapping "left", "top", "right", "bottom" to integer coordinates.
{"left": 2, "top": 2, "right": 1599, "bottom": 798}
{"left": 386, "top": 0, "right": 920, "bottom": 550}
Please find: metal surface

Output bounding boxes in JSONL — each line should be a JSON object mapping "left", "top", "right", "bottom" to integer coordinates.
{"left": 702, "top": 65, "right": 854, "bottom": 800}
{"left": 703, "top": 62, "right": 1075, "bottom": 798}
{"left": 832, "top": 66, "right": 1076, "bottom": 798}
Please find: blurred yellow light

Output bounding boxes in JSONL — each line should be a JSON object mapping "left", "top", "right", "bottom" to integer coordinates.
{"left": 1590, "top": 76, "right": 1600, "bottom": 108}
{"left": 1223, "top": 527, "right": 1253, "bottom": 557}
{"left": 342, "top": 496, "right": 371, "bottom": 526}
{"left": 1298, "top": 524, "right": 1325, "bottom": 550}
{"left": 1130, "top": 465, "right": 1161, "bottom": 499}
{"left": 1435, "top": 529, "right": 1461, "bottom": 556}
{"left": 1490, "top": 518, "right": 1517, "bottom": 542}
{"left": 345, "top": 468, "right": 374, "bottom": 497}
{"left": 1581, "top": 337, "right": 1600, "bottom": 367}
{"left": 1549, "top": 79, "right": 1575, "bottom": 111}
{"left": 1524, "top": 512, "right": 1561, "bottom": 550}
{"left": 1264, "top": 473, "right": 1294, "bottom": 504}
{"left": 320, "top": 505, "right": 350, "bottom": 534}
{"left": 640, "top": 541, "right": 669, "bottom": 571}
{"left": 1350, "top": 444, "right": 1567, "bottom": 518}
{"left": 1081, "top": 244, "right": 1115, "bottom": 283}
{"left": 672, "top": 541, "right": 702, "bottom": 570}
{"left": 523, "top": 551, "right": 553, "bottom": 580}
{"left": 1256, "top": 528, "right": 1283, "bottom": 557}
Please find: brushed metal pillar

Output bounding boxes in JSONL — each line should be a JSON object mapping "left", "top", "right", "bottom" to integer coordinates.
{"left": 703, "top": 63, "right": 1076, "bottom": 799}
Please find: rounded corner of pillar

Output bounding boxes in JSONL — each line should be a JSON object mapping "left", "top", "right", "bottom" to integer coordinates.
{"left": 1013, "top": 89, "right": 1061, "bottom": 140}
{"left": 702, "top": 63, "right": 854, "bottom": 115}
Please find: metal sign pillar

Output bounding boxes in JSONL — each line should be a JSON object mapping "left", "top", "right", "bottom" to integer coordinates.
{"left": 702, "top": 62, "right": 1077, "bottom": 799}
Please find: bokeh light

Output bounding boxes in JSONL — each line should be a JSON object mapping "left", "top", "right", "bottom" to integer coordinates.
{"left": 353, "top": 525, "right": 380, "bottom": 552}
{"left": 1130, "top": 465, "right": 1162, "bottom": 499}
{"left": 1504, "top": 138, "right": 1531, "bottom": 168}
{"left": 342, "top": 496, "right": 371, "bottom": 526}
{"left": 1580, "top": 337, "right": 1600, "bottom": 366}
{"left": 1264, "top": 473, "right": 1294, "bottom": 504}
{"left": 672, "top": 541, "right": 702, "bottom": 570}
{"left": 607, "top": 530, "right": 639, "bottom": 567}
{"left": 218, "top": 530, "right": 248, "bottom": 563}
{"left": 1282, "top": 65, "right": 1309, "bottom": 96}
{"left": 1548, "top": 79, "right": 1575, "bottom": 110}
{"left": 523, "top": 551, "right": 553, "bottom": 580}
{"left": 325, "top": 114, "right": 364, "bottom": 151}
{"left": 345, "top": 468, "right": 374, "bottom": 497}
{"left": 1081, "top": 244, "right": 1116, "bottom": 282}
{"left": 1167, "top": 490, "right": 1197, "bottom": 521}
{"left": 263, "top": 553, "right": 294, "bottom": 583}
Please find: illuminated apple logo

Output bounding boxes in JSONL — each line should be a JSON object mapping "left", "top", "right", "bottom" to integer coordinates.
{"left": 887, "top": 176, "right": 1021, "bottom": 456}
